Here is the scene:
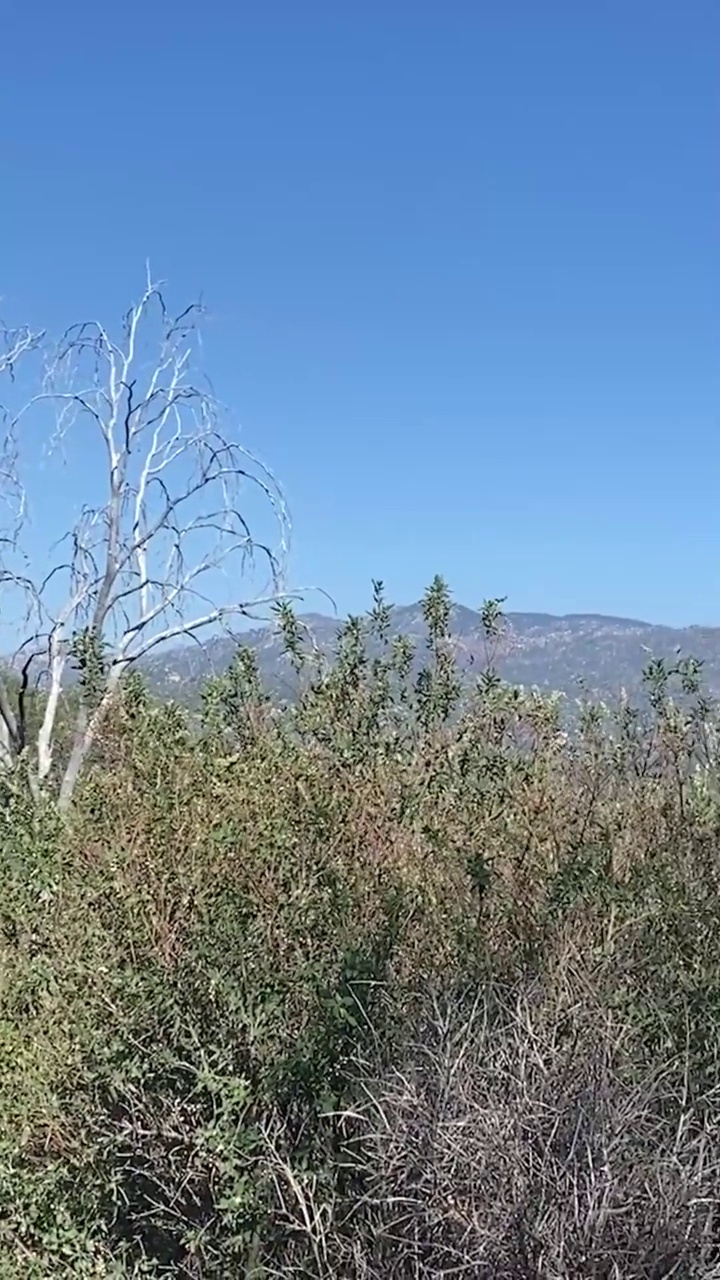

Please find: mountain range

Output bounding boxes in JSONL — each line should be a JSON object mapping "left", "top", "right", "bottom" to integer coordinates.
{"left": 138, "top": 604, "right": 720, "bottom": 706}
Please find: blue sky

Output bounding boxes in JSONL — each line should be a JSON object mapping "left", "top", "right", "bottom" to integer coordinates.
{"left": 1, "top": 0, "right": 718, "bottom": 626}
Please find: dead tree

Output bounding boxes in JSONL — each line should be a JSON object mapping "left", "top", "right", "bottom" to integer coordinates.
{"left": 0, "top": 271, "right": 292, "bottom": 810}
{"left": 0, "top": 315, "right": 45, "bottom": 776}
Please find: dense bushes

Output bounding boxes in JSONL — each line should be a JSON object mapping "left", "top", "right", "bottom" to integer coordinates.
{"left": 2, "top": 581, "right": 720, "bottom": 1276}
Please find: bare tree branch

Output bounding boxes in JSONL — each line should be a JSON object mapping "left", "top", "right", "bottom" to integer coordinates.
{"left": 0, "top": 274, "right": 295, "bottom": 809}
{"left": 0, "top": 317, "right": 44, "bottom": 553}
{"left": 0, "top": 314, "right": 44, "bottom": 788}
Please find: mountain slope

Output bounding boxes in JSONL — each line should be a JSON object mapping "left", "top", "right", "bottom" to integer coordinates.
{"left": 139, "top": 605, "right": 720, "bottom": 705}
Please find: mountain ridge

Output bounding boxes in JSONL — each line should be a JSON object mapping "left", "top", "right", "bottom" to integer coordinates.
{"left": 138, "top": 603, "right": 720, "bottom": 704}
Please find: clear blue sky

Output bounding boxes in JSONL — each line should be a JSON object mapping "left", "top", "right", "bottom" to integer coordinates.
{"left": 2, "top": 1, "right": 718, "bottom": 625}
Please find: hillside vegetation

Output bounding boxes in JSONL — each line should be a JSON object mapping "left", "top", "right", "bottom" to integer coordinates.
{"left": 3, "top": 579, "right": 720, "bottom": 1278}
{"left": 139, "top": 602, "right": 720, "bottom": 707}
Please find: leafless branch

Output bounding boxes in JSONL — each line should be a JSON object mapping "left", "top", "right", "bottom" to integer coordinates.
{"left": 0, "top": 275, "right": 294, "bottom": 808}
{"left": 0, "top": 318, "right": 43, "bottom": 551}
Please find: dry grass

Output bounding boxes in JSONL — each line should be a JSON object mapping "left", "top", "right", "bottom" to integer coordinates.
{"left": 254, "top": 971, "right": 720, "bottom": 1278}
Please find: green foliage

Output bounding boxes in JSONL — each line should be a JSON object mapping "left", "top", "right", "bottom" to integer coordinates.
{"left": 70, "top": 628, "right": 111, "bottom": 710}
{"left": 2, "top": 581, "right": 720, "bottom": 1275}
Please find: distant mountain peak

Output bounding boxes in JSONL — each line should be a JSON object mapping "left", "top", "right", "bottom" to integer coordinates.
{"left": 137, "top": 601, "right": 720, "bottom": 705}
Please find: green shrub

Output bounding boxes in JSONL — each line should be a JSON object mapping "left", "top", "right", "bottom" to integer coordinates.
{"left": 2, "top": 582, "right": 720, "bottom": 1276}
